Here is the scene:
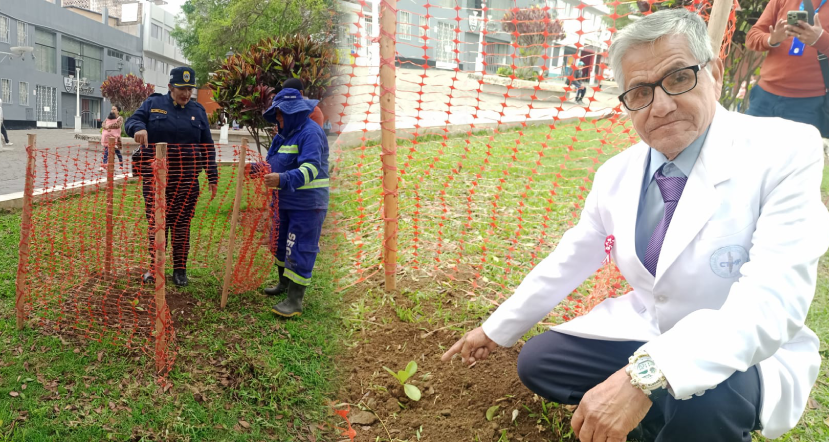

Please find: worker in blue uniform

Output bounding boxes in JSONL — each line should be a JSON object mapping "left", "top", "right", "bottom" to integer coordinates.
{"left": 255, "top": 88, "right": 329, "bottom": 317}
{"left": 126, "top": 66, "right": 218, "bottom": 287}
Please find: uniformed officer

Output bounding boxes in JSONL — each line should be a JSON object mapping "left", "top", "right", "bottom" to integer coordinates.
{"left": 255, "top": 88, "right": 329, "bottom": 318}
{"left": 126, "top": 66, "right": 218, "bottom": 287}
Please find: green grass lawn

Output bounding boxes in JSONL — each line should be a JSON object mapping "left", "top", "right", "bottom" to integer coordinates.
{"left": 0, "top": 119, "right": 827, "bottom": 441}
{"left": 0, "top": 169, "right": 344, "bottom": 441}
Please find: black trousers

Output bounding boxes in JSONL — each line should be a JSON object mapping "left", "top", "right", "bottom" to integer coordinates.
{"left": 576, "top": 87, "right": 586, "bottom": 101}
{"left": 1, "top": 124, "right": 8, "bottom": 143}
{"left": 517, "top": 331, "right": 761, "bottom": 442}
{"left": 142, "top": 178, "right": 200, "bottom": 270}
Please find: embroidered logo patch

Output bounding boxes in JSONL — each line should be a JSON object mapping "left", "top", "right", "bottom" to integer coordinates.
{"left": 151, "top": 109, "right": 167, "bottom": 114}
{"left": 183, "top": 71, "right": 191, "bottom": 83}
{"left": 710, "top": 245, "right": 748, "bottom": 278}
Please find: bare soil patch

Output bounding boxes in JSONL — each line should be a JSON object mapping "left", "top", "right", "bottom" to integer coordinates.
{"left": 337, "top": 277, "right": 575, "bottom": 442}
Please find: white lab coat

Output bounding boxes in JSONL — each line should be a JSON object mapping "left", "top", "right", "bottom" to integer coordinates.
{"left": 482, "top": 105, "right": 829, "bottom": 439}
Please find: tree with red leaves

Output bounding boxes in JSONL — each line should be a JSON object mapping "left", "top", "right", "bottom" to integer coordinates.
{"left": 100, "top": 74, "right": 156, "bottom": 115}
{"left": 501, "top": 6, "right": 566, "bottom": 79}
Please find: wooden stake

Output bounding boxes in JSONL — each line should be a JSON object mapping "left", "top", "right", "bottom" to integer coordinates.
{"left": 154, "top": 142, "right": 168, "bottom": 373}
{"left": 707, "top": 0, "right": 733, "bottom": 55}
{"left": 380, "top": 0, "right": 398, "bottom": 292}
{"left": 15, "top": 134, "right": 37, "bottom": 330}
{"left": 221, "top": 139, "right": 248, "bottom": 308}
{"left": 104, "top": 137, "right": 115, "bottom": 277}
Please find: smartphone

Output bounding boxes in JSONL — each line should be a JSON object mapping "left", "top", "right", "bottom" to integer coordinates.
{"left": 787, "top": 10, "right": 808, "bottom": 26}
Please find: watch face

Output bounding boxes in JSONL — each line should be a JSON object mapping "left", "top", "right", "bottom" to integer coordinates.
{"left": 634, "top": 358, "right": 660, "bottom": 384}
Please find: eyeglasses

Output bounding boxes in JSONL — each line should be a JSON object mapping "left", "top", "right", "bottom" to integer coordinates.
{"left": 618, "top": 64, "right": 707, "bottom": 111}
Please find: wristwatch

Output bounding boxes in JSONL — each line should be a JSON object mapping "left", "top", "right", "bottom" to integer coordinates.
{"left": 626, "top": 350, "right": 669, "bottom": 400}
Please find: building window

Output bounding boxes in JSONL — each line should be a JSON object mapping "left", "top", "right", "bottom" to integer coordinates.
{"left": 435, "top": 21, "right": 457, "bottom": 64}
{"left": 107, "top": 49, "right": 125, "bottom": 60}
{"left": 35, "top": 29, "right": 57, "bottom": 74}
{"left": 17, "top": 21, "right": 28, "bottom": 46}
{"left": 420, "top": 16, "right": 428, "bottom": 38}
{"left": 61, "top": 38, "right": 103, "bottom": 83}
{"left": 365, "top": 15, "right": 373, "bottom": 38}
{"left": 398, "top": 11, "right": 412, "bottom": 41}
{"left": 0, "top": 16, "right": 9, "bottom": 43}
{"left": 1, "top": 79, "right": 11, "bottom": 104}
{"left": 151, "top": 24, "right": 162, "bottom": 40}
{"left": 19, "top": 82, "right": 29, "bottom": 106}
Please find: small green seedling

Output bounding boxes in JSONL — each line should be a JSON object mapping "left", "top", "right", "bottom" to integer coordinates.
{"left": 383, "top": 361, "right": 421, "bottom": 401}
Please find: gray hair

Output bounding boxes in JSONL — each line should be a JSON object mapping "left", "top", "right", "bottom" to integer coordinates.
{"left": 608, "top": 9, "right": 714, "bottom": 88}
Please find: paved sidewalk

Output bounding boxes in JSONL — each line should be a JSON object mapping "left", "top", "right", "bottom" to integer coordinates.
{"left": 0, "top": 128, "right": 106, "bottom": 197}
{"left": 0, "top": 128, "right": 339, "bottom": 198}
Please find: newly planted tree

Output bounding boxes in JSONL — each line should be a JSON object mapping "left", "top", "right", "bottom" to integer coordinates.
{"left": 383, "top": 361, "right": 421, "bottom": 401}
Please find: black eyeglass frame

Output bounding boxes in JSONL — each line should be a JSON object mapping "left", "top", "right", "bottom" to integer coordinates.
{"left": 617, "top": 63, "right": 708, "bottom": 111}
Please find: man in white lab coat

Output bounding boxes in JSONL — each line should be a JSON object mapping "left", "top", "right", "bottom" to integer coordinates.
{"left": 442, "top": 9, "right": 829, "bottom": 442}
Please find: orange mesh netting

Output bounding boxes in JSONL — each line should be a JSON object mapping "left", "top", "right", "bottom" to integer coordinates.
{"left": 328, "top": 0, "right": 735, "bottom": 321}
{"left": 15, "top": 139, "right": 273, "bottom": 375}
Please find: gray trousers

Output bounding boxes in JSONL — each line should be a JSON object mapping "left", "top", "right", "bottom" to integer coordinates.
{"left": 517, "top": 331, "right": 761, "bottom": 442}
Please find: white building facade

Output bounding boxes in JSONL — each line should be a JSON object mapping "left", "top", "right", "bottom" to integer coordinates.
{"left": 141, "top": 2, "right": 190, "bottom": 94}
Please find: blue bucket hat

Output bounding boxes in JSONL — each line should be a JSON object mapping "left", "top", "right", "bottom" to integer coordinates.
{"left": 263, "top": 88, "right": 319, "bottom": 123}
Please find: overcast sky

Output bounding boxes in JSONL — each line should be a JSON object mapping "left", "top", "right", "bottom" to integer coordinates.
{"left": 160, "top": 0, "right": 187, "bottom": 16}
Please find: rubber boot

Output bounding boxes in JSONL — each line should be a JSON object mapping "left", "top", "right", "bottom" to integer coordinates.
{"left": 172, "top": 269, "right": 188, "bottom": 287}
{"left": 263, "top": 266, "right": 289, "bottom": 296}
{"left": 142, "top": 271, "right": 155, "bottom": 285}
{"left": 271, "top": 280, "right": 306, "bottom": 318}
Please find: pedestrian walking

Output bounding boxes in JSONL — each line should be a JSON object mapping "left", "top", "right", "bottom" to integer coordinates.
{"left": 101, "top": 105, "right": 124, "bottom": 170}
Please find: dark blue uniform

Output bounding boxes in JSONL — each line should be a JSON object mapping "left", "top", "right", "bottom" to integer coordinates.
{"left": 126, "top": 91, "right": 218, "bottom": 272}
{"left": 266, "top": 107, "right": 329, "bottom": 286}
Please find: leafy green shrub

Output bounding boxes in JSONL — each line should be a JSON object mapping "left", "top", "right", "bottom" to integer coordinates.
{"left": 496, "top": 67, "right": 514, "bottom": 77}
{"left": 210, "top": 34, "right": 337, "bottom": 152}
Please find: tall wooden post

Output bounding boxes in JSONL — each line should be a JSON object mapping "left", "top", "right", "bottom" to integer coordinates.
{"left": 15, "top": 134, "right": 37, "bottom": 330}
{"left": 104, "top": 137, "right": 115, "bottom": 277}
{"left": 380, "top": 0, "right": 398, "bottom": 292}
{"left": 221, "top": 139, "right": 248, "bottom": 308}
{"left": 154, "top": 143, "right": 168, "bottom": 372}
{"left": 707, "top": 0, "right": 732, "bottom": 55}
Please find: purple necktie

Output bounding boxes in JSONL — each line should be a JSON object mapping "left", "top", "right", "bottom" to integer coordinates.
{"left": 643, "top": 169, "right": 687, "bottom": 276}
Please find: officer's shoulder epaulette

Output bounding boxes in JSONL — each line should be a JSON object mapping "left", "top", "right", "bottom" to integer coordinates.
{"left": 191, "top": 101, "right": 205, "bottom": 110}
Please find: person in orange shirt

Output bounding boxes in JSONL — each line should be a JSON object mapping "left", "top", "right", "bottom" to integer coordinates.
{"left": 745, "top": 0, "right": 829, "bottom": 132}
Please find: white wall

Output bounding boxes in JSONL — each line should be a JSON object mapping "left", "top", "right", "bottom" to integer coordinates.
{"left": 142, "top": 3, "right": 189, "bottom": 93}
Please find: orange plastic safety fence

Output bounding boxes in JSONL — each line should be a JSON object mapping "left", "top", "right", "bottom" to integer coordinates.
{"left": 329, "top": 0, "right": 734, "bottom": 321}
{"left": 16, "top": 140, "right": 273, "bottom": 376}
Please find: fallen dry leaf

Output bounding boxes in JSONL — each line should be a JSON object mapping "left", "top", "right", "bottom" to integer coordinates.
{"left": 21, "top": 384, "right": 27, "bottom": 390}
{"left": 9, "top": 391, "right": 19, "bottom": 397}
{"left": 239, "top": 420, "right": 251, "bottom": 429}
{"left": 807, "top": 397, "right": 819, "bottom": 409}
{"left": 73, "top": 348, "right": 80, "bottom": 354}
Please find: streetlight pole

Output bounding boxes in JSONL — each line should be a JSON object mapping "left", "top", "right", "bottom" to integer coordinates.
{"left": 74, "top": 58, "right": 83, "bottom": 134}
